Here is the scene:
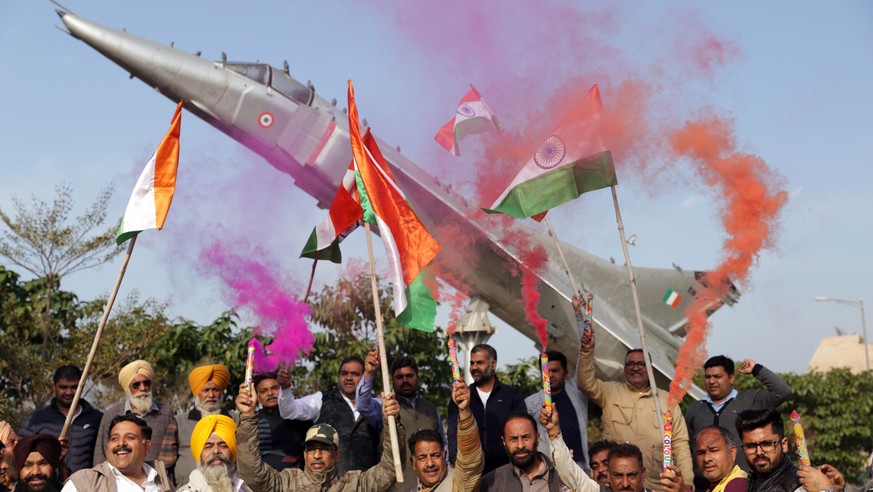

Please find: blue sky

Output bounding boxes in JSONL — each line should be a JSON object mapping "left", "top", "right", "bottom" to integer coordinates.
{"left": 1, "top": 1, "right": 872, "bottom": 374}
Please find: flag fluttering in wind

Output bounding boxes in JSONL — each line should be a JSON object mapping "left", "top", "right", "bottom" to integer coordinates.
{"left": 349, "top": 81, "right": 442, "bottom": 332}
{"left": 483, "top": 85, "right": 616, "bottom": 220}
{"left": 300, "top": 162, "right": 363, "bottom": 263}
{"left": 117, "top": 101, "right": 183, "bottom": 245}
{"left": 434, "top": 84, "right": 501, "bottom": 156}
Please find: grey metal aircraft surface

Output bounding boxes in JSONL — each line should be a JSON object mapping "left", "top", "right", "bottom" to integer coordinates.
{"left": 57, "top": 10, "right": 739, "bottom": 393}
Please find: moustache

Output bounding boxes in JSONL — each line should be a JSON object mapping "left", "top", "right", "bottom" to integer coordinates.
{"left": 423, "top": 465, "right": 440, "bottom": 473}
{"left": 26, "top": 473, "right": 49, "bottom": 482}
{"left": 113, "top": 445, "right": 133, "bottom": 454}
{"left": 208, "top": 455, "right": 230, "bottom": 466}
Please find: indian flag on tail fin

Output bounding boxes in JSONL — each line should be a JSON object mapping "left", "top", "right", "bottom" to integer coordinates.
{"left": 434, "top": 84, "right": 501, "bottom": 156}
{"left": 483, "top": 85, "right": 617, "bottom": 219}
{"left": 348, "top": 80, "right": 442, "bottom": 332}
{"left": 663, "top": 289, "right": 682, "bottom": 308}
{"left": 300, "top": 162, "right": 363, "bottom": 263}
{"left": 117, "top": 101, "right": 183, "bottom": 245}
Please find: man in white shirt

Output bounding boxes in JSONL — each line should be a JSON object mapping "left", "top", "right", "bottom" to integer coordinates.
{"left": 276, "top": 355, "right": 380, "bottom": 473}
{"left": 62, "top": 414, "right": 172, "bottom": 492}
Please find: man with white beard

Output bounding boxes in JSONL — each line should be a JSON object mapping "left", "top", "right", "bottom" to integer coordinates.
{"left": 178, "top": 415, "right": 250, "bottom": 492}
{"left": 176, "top": 365, "right": 239, "bottom": 485}
{"left": 93, "top": 360, "right": 178, "bottom": 482}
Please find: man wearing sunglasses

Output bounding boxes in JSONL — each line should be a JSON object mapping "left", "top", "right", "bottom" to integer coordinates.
{"left": 578, "top": 330, "right": 693, "bottom": 490}
{"left": 736, "top": 408, "right": 839, "bottom": 492}
{"left": 93, "top": 360, "right": 178, "bottom": 485}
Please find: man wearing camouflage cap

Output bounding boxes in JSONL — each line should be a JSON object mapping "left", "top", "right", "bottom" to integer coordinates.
{"left": 234, "top": 382, "right": 405, "bottom": 491}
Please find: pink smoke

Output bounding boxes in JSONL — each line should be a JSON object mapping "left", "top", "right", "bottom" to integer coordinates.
{"left": 202, "top": 240, "right": 314, "bottom": 372}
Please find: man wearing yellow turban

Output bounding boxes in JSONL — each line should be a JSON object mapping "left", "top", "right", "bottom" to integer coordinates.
{"left": 179, "top": 415, "right": 251, "bottom": 492}
{"left": 176, "top": 364, "right": 239, "bottom": 487}
{"left": 93, "top": 360, "right": 179, "bottom": 482}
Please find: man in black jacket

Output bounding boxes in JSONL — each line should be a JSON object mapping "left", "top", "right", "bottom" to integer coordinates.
{"left": 447, "top": 344, "right": 525, "bottom": 475}
{"left": 18, "top": 366, "right": 102, "bottom": 473}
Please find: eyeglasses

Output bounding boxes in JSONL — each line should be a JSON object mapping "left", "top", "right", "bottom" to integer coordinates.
{"left": 624, "top": 361, "right": 647, "bottom": 368}
{"left": 741, "top": 440, "right": 780, "bottom": 452}
{"left": 131, "top": 380, "right": 152, "bottom": 390}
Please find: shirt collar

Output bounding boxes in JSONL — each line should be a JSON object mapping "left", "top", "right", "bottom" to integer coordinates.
{"left": 107, "top": 462, "right": 158, "bottom": 485}
{"left": 703, "top": 388, "right": 738, "bottom": 404}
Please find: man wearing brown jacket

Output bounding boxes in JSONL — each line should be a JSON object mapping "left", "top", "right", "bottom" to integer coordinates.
{"left": 234, "top": 382, "right": 404, "bottom": 491}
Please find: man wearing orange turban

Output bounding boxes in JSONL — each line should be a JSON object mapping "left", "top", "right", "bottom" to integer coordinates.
{"left": 93, "top": 360, "right": 178, "bottom": 481}
{"left": 179, "top": 415, "right": 251, "bottom": 492}
{"left": 176, "top": 364, "right": 239, "bottom": 487}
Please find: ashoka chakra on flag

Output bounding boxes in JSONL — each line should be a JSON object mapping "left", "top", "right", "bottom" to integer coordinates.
{"left": 534, "top": 135, "right": 566, "bottom": 169}
{"left": 457, "top": 103, "right": 477, "bottom": 117}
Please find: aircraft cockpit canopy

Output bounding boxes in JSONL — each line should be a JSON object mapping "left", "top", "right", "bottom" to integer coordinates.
{"left": 225, "top": 62, "right": 314, "bottom": 106}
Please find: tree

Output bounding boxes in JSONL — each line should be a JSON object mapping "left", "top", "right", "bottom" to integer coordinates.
{"left": 301, "top": 268, "right": 453, "bottom": 411}
{"left": 0, "top": 184, "right": 122, "bottom": 359}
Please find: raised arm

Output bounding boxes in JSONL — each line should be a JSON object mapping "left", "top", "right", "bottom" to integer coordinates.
{"left": 355, "top": 348, "right": 384, "bottom": 429}
{"left": 361, "top": 392, "right": 405, "bottom": 491}
{"left": 452, "top": 381, "right": 484, "bottom": 492}
{"left": 276, "top": 366, "right": 323, "bottom": 421}
{"left": 738, "top": 359, "right": 793, "bottom": 406}
{"left": 540, "top": 404, "right": 599, "bottom": 492}
{"left": 575, "top": 298, "right": 606, "bottom": 406}
{"left": 235, "top": 382, "right": 293, "bottom": 491}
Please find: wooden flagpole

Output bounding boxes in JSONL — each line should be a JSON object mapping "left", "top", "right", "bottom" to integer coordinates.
{"left": 363, "top": 222, "right": 404, "bottom": 483}
{"left": 303, "top": 251, "right": 320, "bottom": 303}
{"left": 59, "top": 235, "right": 138, "bottom": 441}
{"left": 610, "top": 185, "right": 665, "bottom": 436}
{"left": 543, "top": 217, "right": 583, "bottom": 296}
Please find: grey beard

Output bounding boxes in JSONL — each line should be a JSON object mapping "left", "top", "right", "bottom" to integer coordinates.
{"left": 129, "top": 391, "right": 153, "bottom": 415}
{"left": 194, "top": 396, "right": 223, "bottom": 416}
{"left": 199, "top": 458, "right": 236, "bottom": 492}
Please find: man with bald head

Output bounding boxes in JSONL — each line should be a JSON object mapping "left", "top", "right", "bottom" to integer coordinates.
{"left": 12, "top": 434, "right": 66, "bottom": 492}
{"left": 176, "top": 364, "right": 238, "bottom": 485}
{"left": 93, "top": 360, "right": 178, "bottom": 479}
{"left": 179, "top": 415, "right": 251, "bottom": 492}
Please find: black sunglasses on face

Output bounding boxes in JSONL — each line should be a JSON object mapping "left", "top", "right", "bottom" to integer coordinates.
{"left": 131, "top": 380, "right": 152, "bottom": 390}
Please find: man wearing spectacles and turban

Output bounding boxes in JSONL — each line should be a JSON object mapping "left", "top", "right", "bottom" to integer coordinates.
{"left": 93, "top": 360, "right": 178, "bottom": 483}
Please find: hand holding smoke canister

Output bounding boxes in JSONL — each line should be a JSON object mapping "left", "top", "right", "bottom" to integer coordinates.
{"left": 584, "top": 292, "right": 594, "bottom": 334}
{"left": 790, "top": 410, "right": 811, "bottom": 466}
{"left": 448, "top": 338, "right": 461, "bottom": 382}
{"left": 541, "top": 353, "right": 552, "bottom": 407}
{"left": 245, "top": 339, "right": 256, "bottom": 393}
{"left": 663, "top": 411, "right": 673, "bottom": 472}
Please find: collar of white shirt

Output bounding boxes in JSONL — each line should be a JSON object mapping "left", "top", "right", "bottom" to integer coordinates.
{"left": 107, "top": 462, "right": 160, "bottom": 492}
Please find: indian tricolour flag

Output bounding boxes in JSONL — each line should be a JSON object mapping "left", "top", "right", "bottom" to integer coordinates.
{"left": 434, "top": 84, "right": 501, "bottom": 156}
{"left": 348, "top": 80, "right": 442, "bottom": 332}
{"left": 116, "top": 102, "right": 183, "bottom": 245}
{"left": 483, "top": 85, "right": 617, "bottom": 220}
{"left": 300, "top": 162, "right": 363, "bottom": 263}
{"left": 663, "top": 289, "right": 682, "bottom": 308}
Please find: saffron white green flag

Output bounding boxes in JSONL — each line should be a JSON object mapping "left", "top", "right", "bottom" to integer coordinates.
{"left": 300, "top": 162, "right": 363, "bottom": 263}
{"left": 483, "top": 85, "right": 616, "bottom": 220}
{"left": 117, "top": 102, "right": 182, "bottom": 245}
{"left": 348, "top": 80, "right": 442, "bottom": 332}
{"left": 434, "top": 84, "right": 501, "bottom": 156}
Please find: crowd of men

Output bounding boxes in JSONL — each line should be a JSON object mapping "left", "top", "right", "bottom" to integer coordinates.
{"left": 0, "top": 300, "right": 871, "bottom": 491}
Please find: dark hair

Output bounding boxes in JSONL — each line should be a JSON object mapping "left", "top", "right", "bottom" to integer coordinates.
{"left": 696, "top": 425, "right": 736, "bottom": 449}
{"left": 608, "top": 443, "right": 644, "bottom": 468}
{"left": 589, "top": 439, "right": 618, "bottom": 458}
{"left": 502, "top": 411, "right": 537, "bottom": 436}
{"left": 53, "top": 365, "right": 83, "bottom": 384}
{"left": 471, "top": 344, "right": 497, "bottom": 361}
{"left": 408, "top": 428, "right": 444, "bottom": 454}
{"left": 108, "top": 414, "right": 152, "bottom": 441}
{"left": 339, "top": 356, "right": 365, "bottom": 372}
{"left": 253, "top": 371, "right": 278, "bottom": 388}
{"left": 735, "top": 408, "right": 784, "bottom": 440}
{"left": 545, "top": 351, "right": 567, "bottom": 371}
{"left": 391, "top": 356, "right": 418, "bottom": 375}
{"left": 704, "top": 355, "right": 735, "bottom": 376}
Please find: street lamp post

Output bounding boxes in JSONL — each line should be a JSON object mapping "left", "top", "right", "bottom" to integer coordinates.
{"left": 814, "top": 296, "right": 870, "bottom": 372}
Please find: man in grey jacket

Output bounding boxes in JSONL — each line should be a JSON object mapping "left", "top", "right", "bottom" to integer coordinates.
{"left": 684, "top": 355, "right": 792, "bottom": 491}
{"left": 524, "top": 350, "right": 588, "bottom": 468}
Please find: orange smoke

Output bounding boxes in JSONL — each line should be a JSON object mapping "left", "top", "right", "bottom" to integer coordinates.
{"left": 667, "top": 115, "right": 787, "bottom": 406}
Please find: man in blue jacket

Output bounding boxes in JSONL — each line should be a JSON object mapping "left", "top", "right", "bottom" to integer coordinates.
{"left": 18, "top": 366, "right": 103, "bottom": 473}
